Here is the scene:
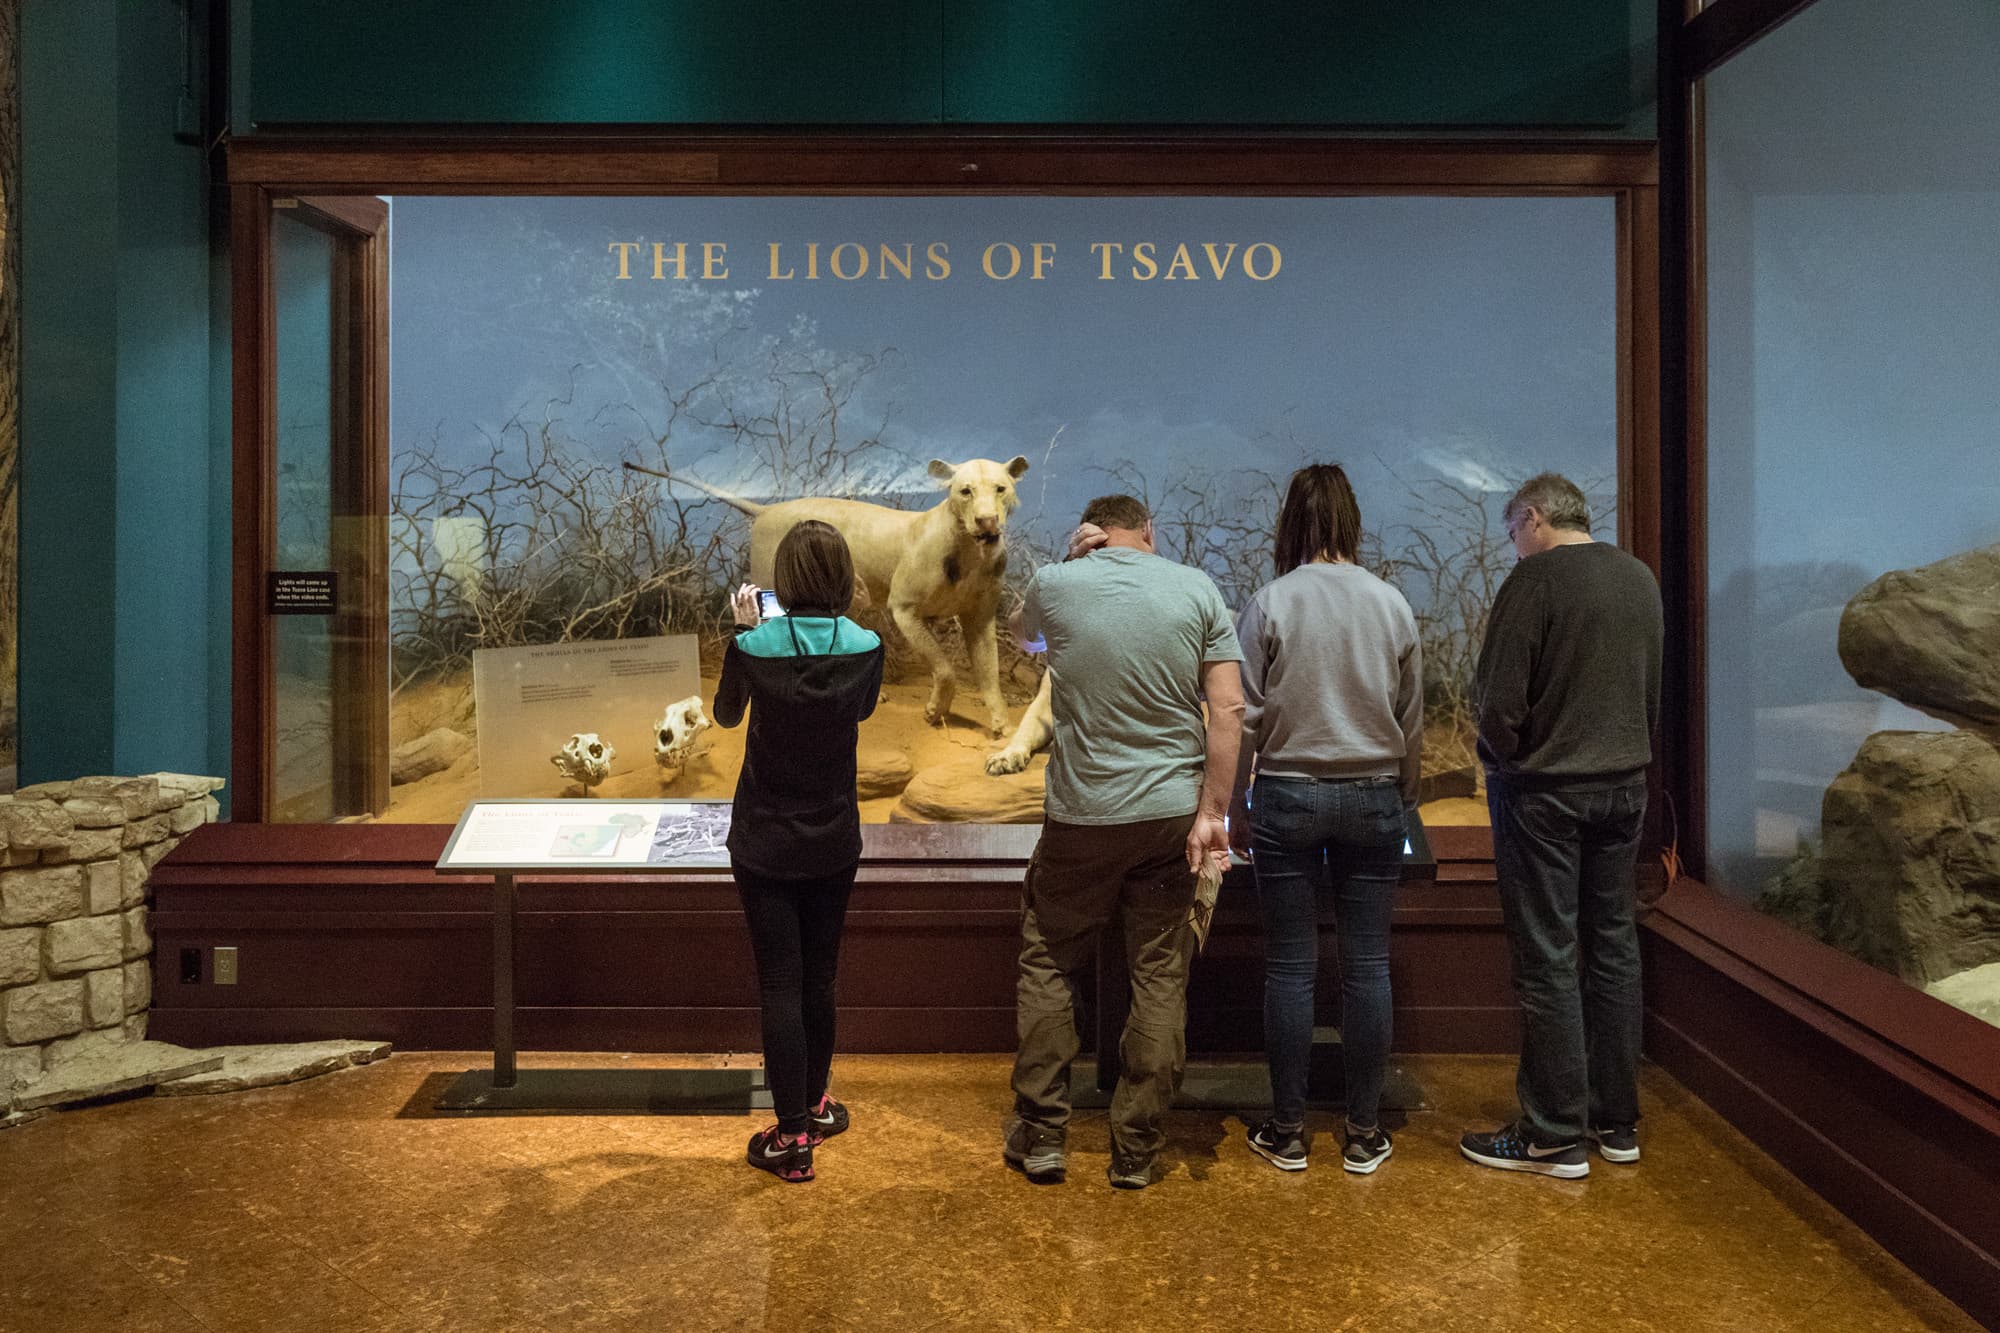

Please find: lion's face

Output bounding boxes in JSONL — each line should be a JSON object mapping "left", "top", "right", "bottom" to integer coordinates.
{"left": 929, "top": 456, "right": 1031, "bottom": 545}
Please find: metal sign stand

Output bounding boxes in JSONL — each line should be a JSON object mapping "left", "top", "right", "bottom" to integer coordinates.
{"left": 433, "top": 801, "right": 770, "bottom": 1115}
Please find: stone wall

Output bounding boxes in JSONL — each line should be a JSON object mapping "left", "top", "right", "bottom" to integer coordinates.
{"left": 0, "top": 774, "right": 221, "bottom": 1096}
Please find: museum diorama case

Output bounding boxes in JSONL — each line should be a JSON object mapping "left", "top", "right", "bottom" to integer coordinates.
{"left": 254, "top": 189, "right": 1635, "bottom": 832}
{"left": 158, "top": 136, "right": 1667, "bottom": 1068}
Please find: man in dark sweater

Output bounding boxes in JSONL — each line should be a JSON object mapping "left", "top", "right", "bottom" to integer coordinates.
{"left": 1459, "top": 473, "right": 1663, "bottom": 1180}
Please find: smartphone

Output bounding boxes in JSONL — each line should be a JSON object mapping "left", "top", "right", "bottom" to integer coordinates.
{"left": 757, "top": 588, "right": 786, "bottom": 620}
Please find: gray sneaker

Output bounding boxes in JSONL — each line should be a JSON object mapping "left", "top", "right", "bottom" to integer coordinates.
{"left": 1588, "top": 1125, "right": 1641, "bottom": 1163}
{"left": 1106, "top": 1154, "right": 1157, "bottom": 1190}
{"left": 1002, "top": 1116, "right": 1067, "bottom": 1184}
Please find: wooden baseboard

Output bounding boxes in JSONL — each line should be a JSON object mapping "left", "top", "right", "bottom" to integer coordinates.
{"left": 1643, "top": 888, "right": 2000, "bottom": 1330}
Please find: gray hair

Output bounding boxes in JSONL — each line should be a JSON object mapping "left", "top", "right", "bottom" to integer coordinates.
{"left": 1503, "top": 473, "right": 1591, "bottom": 533}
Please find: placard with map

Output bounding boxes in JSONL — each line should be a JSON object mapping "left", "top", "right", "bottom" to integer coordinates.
{"left": 437, "top": 799, "right": 733, "bottom": 871}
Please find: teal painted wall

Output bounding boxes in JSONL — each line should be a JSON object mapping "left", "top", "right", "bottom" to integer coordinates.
{"left": 19, "top": 0, "right": 218, "bottom": 786}
{"left": 19, "top": 0, "right": 120, "bottom": 779}
{"left": 245, "top": 0, "right": 1650, "bottom": 132}
{"left": 248, "top": 1, "right": 945, "bottom": 128}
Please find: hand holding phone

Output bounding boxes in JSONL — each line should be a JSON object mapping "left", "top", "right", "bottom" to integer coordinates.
{"left": 757, "top": 588, "right": 786, "bottom": 620}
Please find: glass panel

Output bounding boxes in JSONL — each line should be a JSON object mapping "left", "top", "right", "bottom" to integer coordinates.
{"left": 1704, "top": 0, "right": 2000, "bottom": 1027}
{"left": 271, "top": 212, "right": 339, "bottom": 821}
{"left": 377, "top": 195, "right": 1619, "bottom": 826}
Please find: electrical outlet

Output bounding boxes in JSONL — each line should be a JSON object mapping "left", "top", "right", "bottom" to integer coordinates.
{"left": 213, "top": 946, "right": 239, "bottom": 985}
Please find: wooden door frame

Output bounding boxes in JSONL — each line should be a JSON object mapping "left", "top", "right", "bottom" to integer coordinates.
{"left": 226, "top": 134, "right": 1664, "bottom": 826}
{"left": 232, "top": 189, "right": 389, "bottom": 821}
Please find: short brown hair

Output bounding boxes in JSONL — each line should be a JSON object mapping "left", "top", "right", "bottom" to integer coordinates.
{"left": 1272, "top": 463, "right": 1363, "bottom": 576}
{"left": 1504, "top": 473, "right": 1591, "bottom": 533}
{"left": 772, "top": 520, "right": 855, "bottom": 616}
{"left": 1079, "top": 494, "right": 1151, "bottom": 532}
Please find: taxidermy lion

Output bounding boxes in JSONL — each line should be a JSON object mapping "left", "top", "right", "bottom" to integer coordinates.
{"left": 625, "top": 456, "right": 1031, "bottom": 737}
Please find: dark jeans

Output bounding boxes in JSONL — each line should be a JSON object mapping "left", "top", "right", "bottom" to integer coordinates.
{"left": 1249, "top": 774, "right": 1405, "bottom": 1130}
{"left": 1487, "top": 774, "right": 1648, "bottom": 1144}
{"left": 734, "top": 862, "right": 856, "bottom": 1136}
{"left": 1012, "top": 814, "right": 1198, "bottom": 1166}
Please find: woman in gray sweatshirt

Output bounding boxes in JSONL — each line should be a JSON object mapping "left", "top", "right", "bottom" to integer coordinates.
{"left": 1228, "top": 463, "right": 1423, "bottom": 1174}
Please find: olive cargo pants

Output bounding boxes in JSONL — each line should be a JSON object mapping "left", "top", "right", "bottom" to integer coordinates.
{"left": 1011, "top": 814, "right": 1198, "bottom": 1167}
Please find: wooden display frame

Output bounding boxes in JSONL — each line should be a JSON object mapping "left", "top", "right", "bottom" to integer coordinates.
{"left": 225, "top": 134, "right": 1666, "bottom": 824}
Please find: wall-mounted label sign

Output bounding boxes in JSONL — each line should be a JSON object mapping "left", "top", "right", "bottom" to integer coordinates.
{"left": 268, "top": 571, "right": 338, "bottom": 615}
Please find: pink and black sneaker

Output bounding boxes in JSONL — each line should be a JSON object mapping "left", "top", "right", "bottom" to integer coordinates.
{"left": 747, "top": 1124, "right": 815, "bottom": 1182}
{"left": 807, "top": 1094, "right": 850, "bottom": 1146}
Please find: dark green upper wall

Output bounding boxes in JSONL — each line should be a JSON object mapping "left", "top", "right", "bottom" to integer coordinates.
{"left": 246, "top": 0, "right": 1649, "bottom": 131}
{"left": 248, "top": 1, "right": 944, "bottom": 127}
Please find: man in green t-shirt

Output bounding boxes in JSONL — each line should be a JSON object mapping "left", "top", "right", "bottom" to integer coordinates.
{"left": 1001, "top": 494, "right": 1245, "bottom": 1190}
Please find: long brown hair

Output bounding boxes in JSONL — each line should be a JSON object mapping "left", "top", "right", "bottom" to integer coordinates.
{"left": 1272, "top": 463, "right": 1363, "bottom": 576}
{"left": 772, "top": 520, "right": 855, "bottom": 616}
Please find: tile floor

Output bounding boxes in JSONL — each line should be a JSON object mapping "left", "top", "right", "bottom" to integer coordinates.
{"left": 0, "top": 1053, "right": 1979, "bottom": 1332}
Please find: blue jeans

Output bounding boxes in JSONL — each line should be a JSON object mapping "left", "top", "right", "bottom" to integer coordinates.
{"left": 1487, "top": 774, "right": 1647, "bottom": 1144}
{"left": 1249, "top": 774, "right": 1405, "bottom": 1129}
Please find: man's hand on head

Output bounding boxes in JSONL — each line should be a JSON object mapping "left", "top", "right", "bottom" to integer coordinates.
{"left": 1065, "top": 522, "right": 1109, "bottom": 562}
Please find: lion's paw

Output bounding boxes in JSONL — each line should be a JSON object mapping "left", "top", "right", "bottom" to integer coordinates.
{"left": 984, "top": 748, "right": 1030, "bottom": 776}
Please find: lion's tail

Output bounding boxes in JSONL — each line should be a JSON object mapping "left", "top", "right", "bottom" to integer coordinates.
{"left": 621, "top": 461, "right": 767, "bottom": 517}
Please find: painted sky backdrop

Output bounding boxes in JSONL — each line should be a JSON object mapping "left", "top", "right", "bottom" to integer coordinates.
{"left": 389, "top": 194, "right": 1619, "bottom": 563}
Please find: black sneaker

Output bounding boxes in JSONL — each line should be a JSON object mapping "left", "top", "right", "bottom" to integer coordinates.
{"left": 1246, "top": 1120, "right": 1308, "bottom": 1172}
{"left": 1588, "top": 1125, "right": 1640, "bottom": 1163}
{"left": 747, "top": 1124, "right": 814, "bottom": 1183}
{"left": 1459, "top": 1122, "right": 1589, "bottom": 1179}
{"left": 1001, "top": 1116, "right": 1067, "bottom": 1184}
{"left": 1341, "top": 1122, "right": 1393, "bottom": 1175}
{"left": 1106, "top": 1154, "right": 1156, "bottom": 1190}
{"left": 807, "top": 1094, "right": 850, "bottom": 1145}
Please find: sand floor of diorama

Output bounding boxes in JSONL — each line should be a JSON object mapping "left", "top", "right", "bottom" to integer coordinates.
{"left": 381, "top": 670, "right": 1489, "bottom": 828}
{"left": 381, "top": 671, "right": 1049, "bottom": 825}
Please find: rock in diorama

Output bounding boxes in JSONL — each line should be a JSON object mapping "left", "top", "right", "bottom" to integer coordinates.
{"left": 1812, "top": 728, "right": 2000, "bottom": 983}
{"left": 552, "top": 733, "right": 615, "bottom": 795}
{"left": 1838, "top": 542, "right": 2000, "bottom": 733}
{"left": 1765, "top": 541, "right": 2000, "bottom": 1003}
{"left": 892, "top": 759, "right": 1046, "bottom": 824}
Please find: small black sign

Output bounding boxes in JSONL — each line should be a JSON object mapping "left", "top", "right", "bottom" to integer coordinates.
{"left": 268, "top": 571, "right": 338, "bottom": 615}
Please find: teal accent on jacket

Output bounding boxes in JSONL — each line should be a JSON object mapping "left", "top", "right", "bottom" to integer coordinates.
{"left": 732, "top": 615, "right": 882, "bottom": 659}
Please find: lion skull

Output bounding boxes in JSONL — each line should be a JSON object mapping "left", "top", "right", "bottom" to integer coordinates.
{"left": 551, "top": 732, "right": 614, "bottom": 792}
{"left": 654, "top": 696, "right": 711, "bottom": 774}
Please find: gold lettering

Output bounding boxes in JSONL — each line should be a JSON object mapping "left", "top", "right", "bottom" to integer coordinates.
{"left": 806, "top": 242, "right": 821, "bottom": 280}
{"left": 1091, "top": 242, "right": 1122, "bottom": 280}
{"left": 1030, "top": 241, "right": 1056, "bottom": 280}
{"left": 830, "top": 242, "right": 868, "bottom": 281}
{"left": 1164, "top": 244, "right": 1199, "bottom": 281}
{"left": 982, "top": 242, "right": 1022, "bottom": 281}
{"left": 767, "top": 242, "right": 795, "bottom": 280}
{"left": 702, "top": 242, "right": 729, "bottom": 281}
{"left": 1131, "top": 242, "right": 1158, "bottom": 281}
{"left": 1244, "top": 243, "right": 1282, "bottom": 281}
{"left": 879, "top": 243, "right": 914, "bottom": 281}
{"left": 926, "top": 241, "right": 952, "bottom": 280}
{"left": 608, "top": 241, "right": 639, "bottom": 280}
{"left": 652, "top": 242, "right": 688, "bottom": 281}
{"left": 1202, "top": 242, "right": 1239, "bottom": 279}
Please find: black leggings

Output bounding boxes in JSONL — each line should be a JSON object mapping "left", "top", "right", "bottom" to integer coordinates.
{"left": 733, "top": 863, "right": 857, "bottom": 1135}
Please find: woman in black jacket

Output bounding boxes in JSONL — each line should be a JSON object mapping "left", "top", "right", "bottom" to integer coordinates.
{"left": 715, "top": 520, "right": 884, "bottom": 1183}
